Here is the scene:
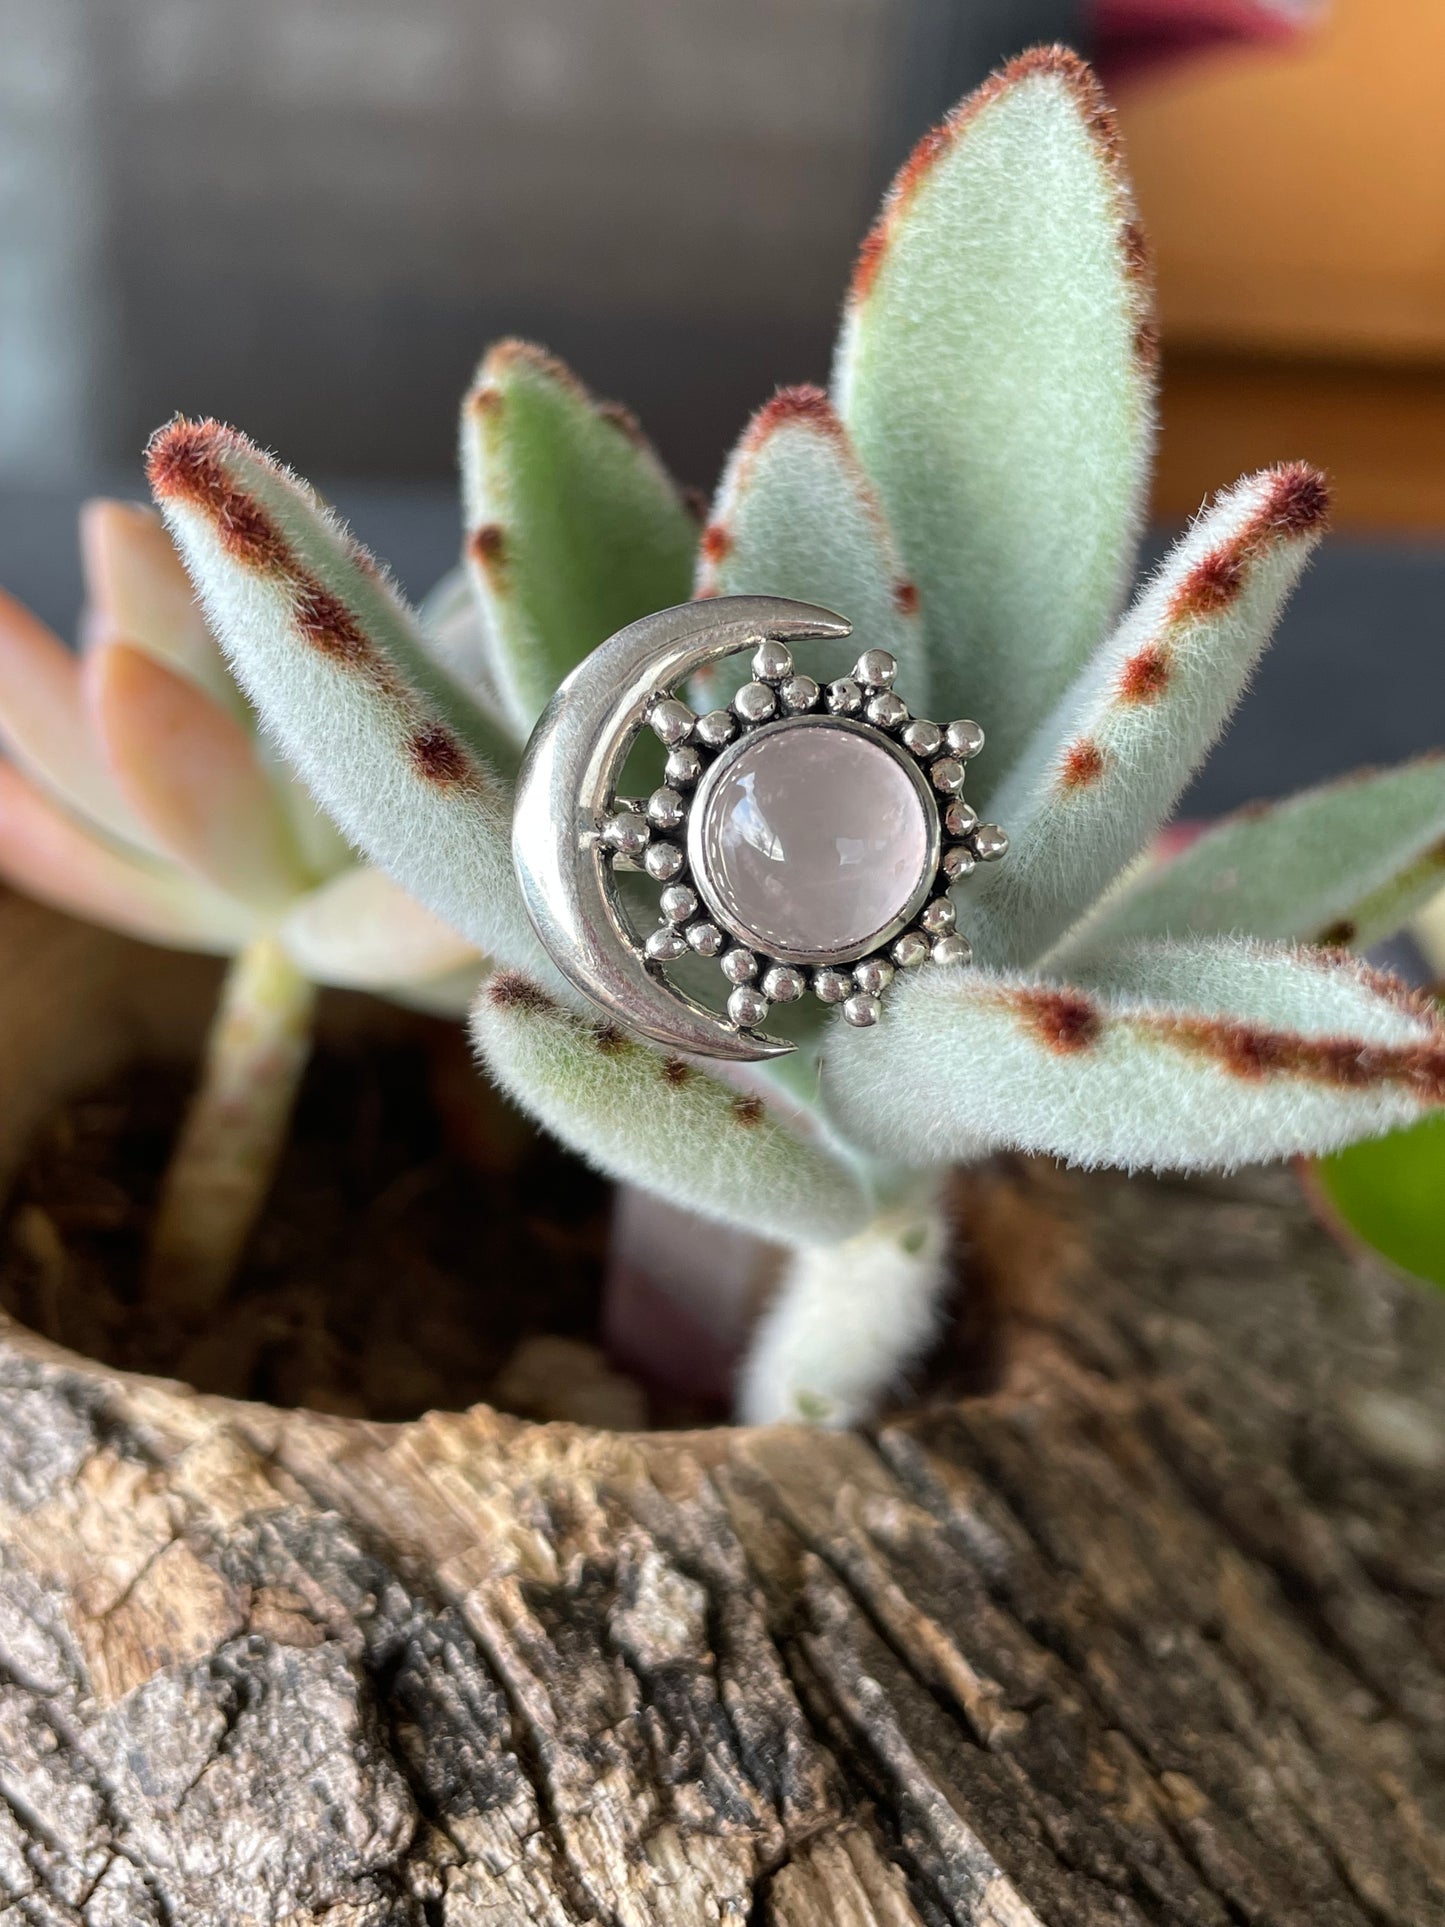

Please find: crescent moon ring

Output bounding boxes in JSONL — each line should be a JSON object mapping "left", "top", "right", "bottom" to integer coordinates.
{"left": 511, "top": 597, "right": 845, "bottom": 1060}
{"left": 511, "top": 594, "right": 1007, "bottom": 1062}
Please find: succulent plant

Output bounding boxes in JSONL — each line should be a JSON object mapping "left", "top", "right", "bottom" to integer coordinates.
{"left": 0, "top": 503, "right": 483, "bottom": 1314}
{"left": 144, "top": 47, "right": 1445, "bottom": 1424}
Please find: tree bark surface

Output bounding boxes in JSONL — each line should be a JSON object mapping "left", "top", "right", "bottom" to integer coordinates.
{"left": 1, "top": 1158, "right": 1443, "bottom": 1927}
{"left": 0, "top": 896, "right": 1443, "bottom": 1926}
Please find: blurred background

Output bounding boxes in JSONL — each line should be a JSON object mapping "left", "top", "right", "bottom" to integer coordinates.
{"left": 1, "top": 0, "right": 1441, "bottom": 807}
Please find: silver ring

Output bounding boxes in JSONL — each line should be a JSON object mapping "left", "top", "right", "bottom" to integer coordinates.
{"left": 511, "top": 595, "right": 1006, "bottom": 1062}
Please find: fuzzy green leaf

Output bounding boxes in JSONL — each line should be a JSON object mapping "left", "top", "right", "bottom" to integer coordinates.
{"left": 1058, "top": 755, "right": 1445, "bottom": 965}
{"left": 472, "top": 972, "right": 870, "bottom": 1246}
{"left": 460, "top": 340, "right": 697, "bottom": 734}
{"left": 824, "top": 940, "right": 1445, "bottom": 1172}
{"left": 146, "top": 418, "right": 548, "bottom": 978}
{"left": 833, "top": 48, "right": 1155, "bottom": 783}
{"left": 968, "top": 466, "right": 1328, "bottom": 971}
{"left": 692, "top": 385, "right": 928, "bottom": 712}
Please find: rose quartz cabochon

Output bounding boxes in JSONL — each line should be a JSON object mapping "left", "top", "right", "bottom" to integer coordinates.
{"left": 693, "top": 726, "right": 933, "bottom": 959}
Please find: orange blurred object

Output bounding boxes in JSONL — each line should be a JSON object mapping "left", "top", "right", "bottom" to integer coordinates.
{"left": 1115, "top": 0, "right": 1445, "bottom": 529}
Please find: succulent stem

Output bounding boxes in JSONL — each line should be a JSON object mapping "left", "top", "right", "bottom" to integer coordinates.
{"left": 144, "top": 934, "right": 316, "bottom": 1321}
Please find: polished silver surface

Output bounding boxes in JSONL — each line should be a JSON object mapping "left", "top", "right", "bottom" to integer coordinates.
{"left": 512, "top": 594, "right": 851, "bottom": 1061}
{"left": 513, "top": 592, "right": 1006, "bottom": 1062}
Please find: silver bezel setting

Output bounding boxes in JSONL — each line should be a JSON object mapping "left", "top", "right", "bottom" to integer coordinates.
{"left": 618, "top": 637, "right": 1007, "bottom": 1034}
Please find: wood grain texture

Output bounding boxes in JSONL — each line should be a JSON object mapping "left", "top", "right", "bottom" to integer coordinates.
{"left": 1, "top": 897, "right": 1444, "bottom": 1924}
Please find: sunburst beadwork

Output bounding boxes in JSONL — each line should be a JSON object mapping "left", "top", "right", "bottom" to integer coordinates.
{"left": 605, "top": 640, "right": 1007, "bottom": 1033}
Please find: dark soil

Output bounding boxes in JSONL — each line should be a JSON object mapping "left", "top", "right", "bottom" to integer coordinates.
{"left": 0, "top": 1034, "right": 660, "bottom": 1424}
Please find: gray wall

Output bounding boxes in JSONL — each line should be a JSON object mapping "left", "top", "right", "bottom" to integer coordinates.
{"left": 0, "top": 0, "right": 1076, "bottom": 489}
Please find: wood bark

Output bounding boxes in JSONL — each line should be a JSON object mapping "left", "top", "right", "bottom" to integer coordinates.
{"left": 0, "top": 897, "right": 1443, "bottom": 1926}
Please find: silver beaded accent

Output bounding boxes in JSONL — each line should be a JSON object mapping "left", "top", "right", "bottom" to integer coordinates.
{"left": 854, "top": 650, "right": 897, "bottom": 689}
{"left": 931, "top": 932, "right": 973, "bottom": 967}
{"left": 901, "top": 719, "right": 943, "bottom": 758}
{"left": 761, "top": 964, "right": 806, "bottom": 1003}
{"left": 945, "top": 718, "right": 985, "bottom": 759}
{"left": 854, "top": 956, "right": 895, "bottom": 995}
{"left": 644, "top": 926, "right": 688, "bottom": 962}
{"left": 865, "top": 692, "right": 909, "bottom": 732}
{"left": 892, "top": 930, "right": 930, "bottom": 969}
{"left": 686, "top": 920, "right": 725, "bottom": 957}
{"left": 727, "top": 984, "right": 770, "bottom": 1029}
{"left": 603, "top": 809, "right": 650, "bottom": 856}
{"left": 659, "top": 884, "right": 697, "bottom": 923}
{"left": 648, "top": 697, "right": 695, "bottom": 746}
{"left": 842, "top": 992, "right": 882, "bottom": 1028}
{"left": 589, "top": 622, "right": 1007, "bottom": 1052}
{"left": 751, "top": 638, "right": 793, "bottom": 683}
{"left": 646, "top": 786, "right": 687, "bottom": 832}
{"left": 643, "top": 841, "right": 686, "bottom": 882}
{"left": 664, "top": 744, "right": 703, "bottom": 789}
{"left": 812, "top": 967, "right": 852, "bottom": 1004}
{"left": 733, "top": 680, "right": 778, "bottom": 725}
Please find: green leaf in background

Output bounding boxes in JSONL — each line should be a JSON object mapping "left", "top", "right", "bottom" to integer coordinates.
{"left": 1313, "top": 1109, "right": 1445, "bottom": 1290}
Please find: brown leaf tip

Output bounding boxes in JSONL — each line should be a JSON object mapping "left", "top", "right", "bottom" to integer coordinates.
{"left": 1265, "top": 463, "right": 1331, "bottom": 537}
{"left": 731, "top": 1093, "right": 766, "bottom": 1128}
{"left": 750, "top": 384, "right": 842, "bottom": 443}
{"left": 1059, "top": 739, "right": 1107, "bottom": 790}
{"left": 593, "top": 1023, "right": 629, "bottom": 1056}
{"left": 849, "top": 47, "right": 1124, "bottom": 307}
{"left": 145, "top": 417, "right": 291, "bottom": 574}
{"left": 407, "top": 724, "right": 472, "bottom": 787}
{"left": 480, "top": 336, "right": 587, "bottom": 400}
{"left": 660, "top": 1056, "right": 693, "bottom": 1088}
{"left": 1117, "top": 644, "right": 1171, "bottom": 705}
{"left": 893, "top": 580, "right": 920, "bottom": 616}
{"left": 1013, "top": 986, "right": 1103, "bottom": 1053}
{"left": 487, "top": 972, "right": 556, "bottom": 1016}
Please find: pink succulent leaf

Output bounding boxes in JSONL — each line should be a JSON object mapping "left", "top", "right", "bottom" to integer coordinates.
{"left": 279, "top": 863, "right": 481, "bottom": 992}
{"left": 85, "top": 640, "right": 307, "bottom": 914}
{"left": 0, "top": 586, "right": 164, "bottom": 856}
{"left": 80, "top": 500, "right": 237, "bottom": 710}
{"left": 0, "top": 758, "right": 257, "bottom": 953}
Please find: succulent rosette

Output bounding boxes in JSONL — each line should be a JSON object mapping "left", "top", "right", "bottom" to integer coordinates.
{"left": 135, "top": 48, "right": 1444, "bottom": 1422}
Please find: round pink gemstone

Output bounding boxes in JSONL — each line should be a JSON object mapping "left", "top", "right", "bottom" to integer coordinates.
{"left": 690, "top": 723, "right": 935, "bottom": 963}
